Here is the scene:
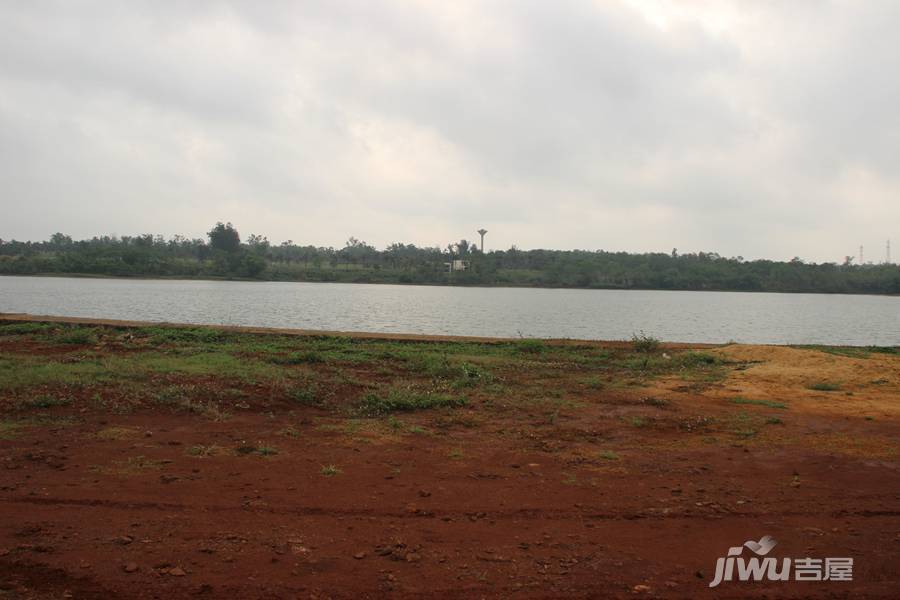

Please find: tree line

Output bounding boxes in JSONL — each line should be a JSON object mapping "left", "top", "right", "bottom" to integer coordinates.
{"left": 1, "top": 223, "right": 898, "bottom": 294}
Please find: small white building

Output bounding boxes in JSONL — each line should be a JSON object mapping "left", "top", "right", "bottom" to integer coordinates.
{"left": 444, "top": 259, "right": 468, "bottom": 272}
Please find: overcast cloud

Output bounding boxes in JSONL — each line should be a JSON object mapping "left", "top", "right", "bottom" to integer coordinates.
{"left": 1, "top": 0, "right": 898, "bottom": 262}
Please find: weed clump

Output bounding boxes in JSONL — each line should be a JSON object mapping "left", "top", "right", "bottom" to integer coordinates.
{"left": 358, "top": 389, "right": 467, "bottom": 416}
{"left": 287, "top": 385, "right": 319, "bottom": 406}
{"left": 514, "top": 339, "right": 545, "bottom": 354}
{"left": 270, "top": 351, "right": 324, "bottom": 365}
{"left": 730, "top": 397, "right": 787, "bottom": 409}
{"left": 631, "top": 332, "right": 660, "bottom": 354}
{"left": 58, "top": 329, "right": 98, "bottom": 345}
{"left": 321, "top": 464, "right": 341, "bottom": 476}
{"left": 808, "top": 382, "right": 841, "bottom": 392}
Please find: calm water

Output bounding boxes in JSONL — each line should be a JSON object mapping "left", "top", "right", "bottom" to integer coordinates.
{"left": 0, "top": 275, "right": 897, "bottom": 345}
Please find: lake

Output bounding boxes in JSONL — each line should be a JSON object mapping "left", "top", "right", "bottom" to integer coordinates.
{"left": 0, "top": 275, "right": 897, "bottom": 345}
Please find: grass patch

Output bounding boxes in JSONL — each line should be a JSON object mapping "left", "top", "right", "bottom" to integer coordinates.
{"left": 583, "top": 376, "right": 605, "bottom": 390}
{"left": 0, "top": 356, "right": 114, "bottom": 390}
{"left": 598, "top": 450, "right": 620, "bottom": 461}
{"left": 269, "top": 351, "right": 325, "bottom": 365}
{"left": 358, "top": 389, "right": 467, "bottom": 416}
{"left": 766, "top": 416, "right": 783, "bottom": 425}
{"left": 808, "top": 382, "right": 841, "bottom": 392}
{"left": 57, "top": 329, "right": 99, "bottom": 345}
{"left": 514, "top": 339, "right": 545, "bottom": 354}
{"left": 729, "top": 397, "right": 787, "bottom": 409}
{"left": 408, "top": 355, "right": 494, "bottom": 388}
{"left": 795, "top": 345, "right": 899, "bottom": 359}
{"left": 16, "top": 395, "right": 72, "bottom": 410}
{"left": 0, "top": 322, "right": 55, "bottom": 335}
{"left": 144, "top": 326, "right": 229, "bottom": 345}
{"left": 287, "top": 385, "right": 320, "bottom": 406}
{"left": 625, "top": 415, "right": 648, "bottom": 428}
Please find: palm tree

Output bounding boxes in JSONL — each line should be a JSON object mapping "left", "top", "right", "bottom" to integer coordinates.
{"left": 477, "top": 229, "right": 487, "bottom": 253}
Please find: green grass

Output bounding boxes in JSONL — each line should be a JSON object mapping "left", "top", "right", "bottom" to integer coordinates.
{"left": 15, "top": 394, "right": 73, "bottom": 410}
{"left": 358, "top": 389, "right": 467, "bottom": 416}
{"left": 616, "top": 351, "right": 726, "bottom": 382}
{"left": 808, "top": 382, "right": 842, "bottom": 392}
{"left": 0, "top": 322, "right": 55, "bottom": 335}
{"left": 583, "top": 376, "right": 605, "bottom": 390}
{"left": 0, "top": 348, "right": 288, "bottom": 391}
{"left": 598, "top": 450, "right": 620, "bottom": 461}
{"left": 513, "top": 339, "right": 545, "bottom": 354}
{"left": 794, "top": 345, "right": 899, "bottom": 359}
{"left": 0, "top": 356, "right": 113, "bottom": 390}
{"left": 57, "top": 329, "right": 99, "bottom": 345}
{"left": 287, "top": 385, "right": 320, "bottom": 406}
{"left": 729, "top": 397, "right": 787, "bottom": 409}
{"left": 268, "top": 350, "right": 325, "bottom": 365}
{"left": 144, "top": 326, "right": 230, "bottom": 345}
{"left": 631, "top": 332, "right": 660, "bottom": 353}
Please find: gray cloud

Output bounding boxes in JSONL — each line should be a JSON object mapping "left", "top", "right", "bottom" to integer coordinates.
{"left": 0, "top": 0, "right": 897, "bottom": 261}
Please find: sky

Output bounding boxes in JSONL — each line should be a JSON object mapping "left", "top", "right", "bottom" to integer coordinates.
{"left": 1, "top": 1, "right": 898, "bottom": 263}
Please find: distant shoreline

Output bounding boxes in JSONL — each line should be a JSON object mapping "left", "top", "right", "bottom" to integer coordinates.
{"left": 2, "top": 272, "right": 898, "bottom": 297}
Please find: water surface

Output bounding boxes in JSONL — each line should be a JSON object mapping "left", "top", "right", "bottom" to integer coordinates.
{"left": 0, "top": 275, "right": 897, "bottom": 345}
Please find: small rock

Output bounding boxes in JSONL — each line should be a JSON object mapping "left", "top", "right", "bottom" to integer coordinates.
{"left": 405, "top": 552, "right": 422, "bottom": 563}
{"left": 664, "top": 580, "right": 678, "bottom": 588}
{"left": 633, "top": 584, "right": 651, "bottom": 593}
{"left": 124, "top": 562, "right": 139, "bottom": 573}
{"left": 418, "top": 490, "right": 431, "bottom": 497}
{"left": 169, "top": 567, "right": 186, "bottom": 577}
{"left": 353, "top": 551, "right": 367, "bottom": 560}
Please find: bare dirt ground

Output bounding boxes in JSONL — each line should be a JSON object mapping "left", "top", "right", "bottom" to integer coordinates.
{"left": 0, "top": 317, "right": 898, "bottom": 598}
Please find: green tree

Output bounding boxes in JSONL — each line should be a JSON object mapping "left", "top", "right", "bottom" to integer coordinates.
{"left": 208, "top": 222, "right": 241, "bottom": 253}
